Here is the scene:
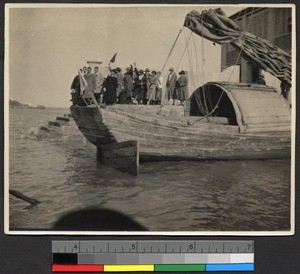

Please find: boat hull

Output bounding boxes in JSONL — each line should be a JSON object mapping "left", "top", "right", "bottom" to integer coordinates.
{"left": 70, "top": 105, "right": 291, "bottom": 161}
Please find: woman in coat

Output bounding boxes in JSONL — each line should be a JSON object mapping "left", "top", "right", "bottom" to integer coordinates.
{"left": 134, "top": 70, "right": 147, "bottom": 104}
{"left": 176, "top": 70, "right": 188, "bottom": 105}
{"left": 147, "top": 71, "right": 158, "bottom": 105}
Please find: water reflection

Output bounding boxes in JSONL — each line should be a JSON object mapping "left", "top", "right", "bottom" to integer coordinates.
{"left": 9, "top": 108, "right": 291, "bottom": 232}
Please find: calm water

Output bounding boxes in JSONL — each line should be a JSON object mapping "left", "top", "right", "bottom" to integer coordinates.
{"left": 9, "top": 108, "right": 291, "bottom": 232}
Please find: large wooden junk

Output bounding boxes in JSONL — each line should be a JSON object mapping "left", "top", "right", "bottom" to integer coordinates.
{"left": 70, "top": 82, "right": 290, "bottom": 174}
{"left": 70, "top": 8, "right": 292, "bottom": 174}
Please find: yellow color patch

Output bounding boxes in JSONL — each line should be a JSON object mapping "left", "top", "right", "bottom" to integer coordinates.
{"left": 104, "top": 265, "right": 154, "bottom": 272}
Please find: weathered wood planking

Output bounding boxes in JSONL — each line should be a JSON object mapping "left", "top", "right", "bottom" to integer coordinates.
{"left": 104, "top": 108, "right": 290, "bottom": 159}
{"left": 70, "top": 84, "right": 291, "bottom": 164}
{"left": 97, "top": 140, "right": 139, "bottom": 175}
{"left": 226, "top": 87, "right": 291, "bottom": 129}
{"left": 71, "top": 104, "right": 290, "bottom": 160}
{"left": 102, "top": 108, "right": 289, "bottom": 139}
{"left": 72, "top": 106, "right": 117, "bottom": 145}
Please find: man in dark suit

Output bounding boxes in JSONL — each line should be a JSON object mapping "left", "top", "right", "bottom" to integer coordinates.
{"left": 123, "top": 67, "right": 134, "bottom": 103}
{"left": 166, "top": 67, "right": 177, "bottom": 105}
{"left": 102, "top": 69, "right": 118, "bottom": 105}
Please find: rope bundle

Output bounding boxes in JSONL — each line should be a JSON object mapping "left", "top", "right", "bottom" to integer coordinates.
{"left": 184, "top": 8, "right": 291, "bottom": 85}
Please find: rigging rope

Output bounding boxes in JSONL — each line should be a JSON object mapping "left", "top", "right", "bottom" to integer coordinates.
{"left": 192, "top": 33, "right": 210, "bottom": 115}
{"left": 228, "top": 7, "right": 255, "bottom": 81}
{"left": 161, "top": 29, "right": 182, "bottom": 74}
{"left": 175, "top": 31, "right": 192, "bottom": 73}
{"left": 188, "top": 7, "right": 256, "bottom": 126}
{"left": 184, "top": 28, "right": 197, "bottom": 89}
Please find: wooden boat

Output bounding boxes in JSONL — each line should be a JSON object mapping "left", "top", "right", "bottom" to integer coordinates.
{"left": 69, "top": 9, "right": 292, "bottom": 174}
{"left": 70, "top": 82, "right": 291, "bottom": 174}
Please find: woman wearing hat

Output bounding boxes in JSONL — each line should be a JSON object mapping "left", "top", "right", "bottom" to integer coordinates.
{"left": 147, "top": 71, "right": 158, "bottom": 105}
{"left": 176, "top": 70, "right": 188, "bottom": 105}
{"left": 134, "top": 70, "right": 147, "bottom": 104}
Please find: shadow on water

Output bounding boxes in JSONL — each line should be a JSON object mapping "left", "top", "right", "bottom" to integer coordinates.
{"left": 52, "top": 208, "right": 147, "bottom": 231}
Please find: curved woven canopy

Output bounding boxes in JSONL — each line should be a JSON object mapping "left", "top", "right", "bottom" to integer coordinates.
{"left": 184, "top": 9, "right": 291, "bottom": 85}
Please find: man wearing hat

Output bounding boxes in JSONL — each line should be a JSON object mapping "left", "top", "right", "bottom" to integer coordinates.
{"left": 83, "top": 67, "right": 96, "bottom": 103}
{"left": 115, "top": 67, "right": 124, "bottom": 101}
{"left": 123, "top": 67, "right": 134, "bottom": 103}
{"left": 102, "top": 69, "right": 118, "bottom": 105}
{"left": 166, "top": 67, "right": 177, "bottom": 105}
{"left": 255, "top": 75, "right": 266, "bottom": 85}
{"left": 94, "top": 66, "right": 104, "bottom": 103}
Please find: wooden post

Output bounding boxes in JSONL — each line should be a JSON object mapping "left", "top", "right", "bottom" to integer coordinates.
{"left": 97, "top": 140, "right": 139, "bottom": 176}
{"left": 9, "top": 189, "right": 40, "bottom": 206}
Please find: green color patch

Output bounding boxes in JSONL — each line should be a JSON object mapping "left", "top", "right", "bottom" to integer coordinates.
{"left": 154, "top": 264, "right": 205, "bottom": 272}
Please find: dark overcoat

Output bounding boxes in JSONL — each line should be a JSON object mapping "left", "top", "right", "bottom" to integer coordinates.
{"left": 103, "top": 76, "right": 118, "bottom": 105}
{"left": 176, "top": 75, "right": 188, "bottom": 101}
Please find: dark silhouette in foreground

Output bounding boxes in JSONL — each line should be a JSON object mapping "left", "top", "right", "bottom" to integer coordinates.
{"left": 52, "top": 208, "right": 147, "bottom": 231}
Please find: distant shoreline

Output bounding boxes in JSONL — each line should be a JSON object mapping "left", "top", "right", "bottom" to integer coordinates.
{"left": 9, "top": 99, "right": 46, "bottom": 109}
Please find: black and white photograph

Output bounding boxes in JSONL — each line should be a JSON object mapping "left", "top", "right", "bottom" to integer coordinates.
{"left": 5, "top": 4, "right": 295, "bottom": 234}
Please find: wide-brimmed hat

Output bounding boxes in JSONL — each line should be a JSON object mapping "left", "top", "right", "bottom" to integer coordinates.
{"left": 151, "top": 70, "right": 157, "bottom": 75}
{"left": 169, "top": 67, "right": 174, "bottom": 72}
{"left": 179, "top": 70, "right": 185, "bottom": 75}
{"left": 145, "top": 68, "right": 150, "bottom": 72}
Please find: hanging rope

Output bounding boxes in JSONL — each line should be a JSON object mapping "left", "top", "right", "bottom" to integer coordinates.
{"left": 188, "top": 8, "right": 256, "bottom": 126}
{"left": 175, "top": 31, "right": 192, "bottom": 73}
{"left": 228, "top": 7, "right": 255, "bottom": 81}
{"left": 184, "top": 28, "right": 197, "bottom": 89}
{"left": 161, "top": 29, "right": 182, "bottom": 74}
{"left": 191, "top": 33, "right": 209, "bottom": 115}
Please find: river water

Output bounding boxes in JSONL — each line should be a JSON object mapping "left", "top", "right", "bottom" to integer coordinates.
{"left": 8, "top": 108, "right": 291, "bottom": 232}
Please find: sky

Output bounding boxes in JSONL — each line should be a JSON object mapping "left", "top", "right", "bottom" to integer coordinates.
{"left": 7, "top": 4, "right": 242, "bottom": 107}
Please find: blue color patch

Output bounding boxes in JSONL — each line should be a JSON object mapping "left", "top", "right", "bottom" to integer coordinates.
{"left": 206, "top": 263, "right": 254, "bottom": 271}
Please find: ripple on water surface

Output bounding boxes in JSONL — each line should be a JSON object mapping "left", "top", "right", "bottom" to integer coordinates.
{"left": 8, "top": 108, "right": 291, "bottom": 232}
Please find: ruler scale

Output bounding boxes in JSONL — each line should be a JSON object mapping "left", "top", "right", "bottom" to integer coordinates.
{"left": 52, "top": 240, "right": 254, "bottom": 272}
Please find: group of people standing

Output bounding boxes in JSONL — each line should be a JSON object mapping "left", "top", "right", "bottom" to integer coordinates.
{"left": 70, "top": 66, "right": 104, "bottom": 106}
{"left": 166, "top": 67, "right": 188, "bottom": 106}
{"left": 102, "top": 65, "right": 164, "bottom": 105}
{"left": 71, "top": 64, "right": 188, "bottom": 106}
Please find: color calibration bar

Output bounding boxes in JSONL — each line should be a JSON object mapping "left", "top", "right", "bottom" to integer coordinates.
{"left": 52, "top": 240, "right": 254, "bottom": 272}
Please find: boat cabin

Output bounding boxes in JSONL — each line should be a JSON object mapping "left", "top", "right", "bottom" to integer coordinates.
{"left": 189, "top": 82, "right": 291, "bottom": 133}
